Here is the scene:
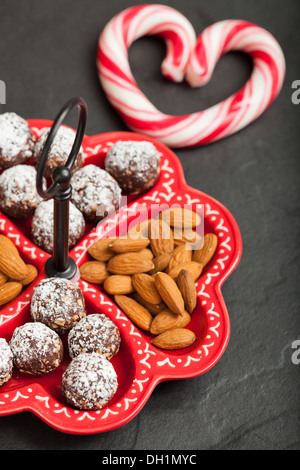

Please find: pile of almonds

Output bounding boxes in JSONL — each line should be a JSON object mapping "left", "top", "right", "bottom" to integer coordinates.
{"left": 0, "top": 235, "right": 38, "bottom": 306}
{"left": 79, "top": 208, "right": 218, "bottom": 350}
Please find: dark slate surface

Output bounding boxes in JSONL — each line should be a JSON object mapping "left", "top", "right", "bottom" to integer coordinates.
{"left": 0, "top": 0, "right": 299, "bottom": 450}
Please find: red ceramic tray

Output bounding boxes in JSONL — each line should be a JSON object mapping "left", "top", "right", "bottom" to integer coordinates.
{"left": 0, "top": 120, "right": 242, "bottom": 434}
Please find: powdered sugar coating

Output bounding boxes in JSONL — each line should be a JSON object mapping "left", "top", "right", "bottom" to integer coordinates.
{"left": 30, "top": 277, "right": 86, "bottom": 335}
{"left": 105, "top": 141, "right": 160, "bottom": 194}
{"left": 9, "top": 322, "right": 63, "bottom": 375}
{"left": 0, "top": 338, "right": 13, "bottom": 387}
{"left": 68, "top": 313, "right": 121, "bottom": 360}
{"left": 34, "top": 126, "right": 84, "bottom": 179}
{"left": 0, "top": 112, "right": 35, "bottom": 168}
{"left": 70, "top": 164, "right": 122, "bottom": 221}
{"left": 31, "top": 199, "right": 85, "bottom": 253}
{"left": 0, "top": 164, "right": 45, "bottom": 218}
{"left": 61, "top": 352, "right": 118, "bottom": 410}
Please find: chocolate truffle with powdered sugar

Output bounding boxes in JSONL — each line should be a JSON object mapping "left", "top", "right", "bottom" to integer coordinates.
{"left": 9, "top": 322, "right": 63, "bottom": 375}
{"left": 31, "top": 199, "right": 85, "bottom": 253}
{"left": 33, "top": 126, "right": 84, "bottom": 179}
{"left": 67, "top": 313, "right": 121, "bottom": 360}
{"left": 105, "top": 141, "right": 160, "bottom": 194}
{"left": 0, "top": 112, "right": 35, "bottom": 169}
{"left": 61, "top": 352, "right": 118, "bottom": 410}
{"left": 30, "top": 278, "right": 86, "bottom": 335}
{"left": 0, "top": 338, "right": 13, "bottom": 386}
{"left": 70, "top": 164, "right": 121, "bottom": 222}
{"left": 0, "top": 165, "right": 45, "bottom": 218}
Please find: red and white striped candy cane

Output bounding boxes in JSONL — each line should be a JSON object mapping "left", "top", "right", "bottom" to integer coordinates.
{"left": 97, "top": 4, "right": 285, "bottom": 148}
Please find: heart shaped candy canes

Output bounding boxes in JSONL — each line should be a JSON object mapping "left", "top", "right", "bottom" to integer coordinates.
{"left": 97, "top": 4, "right": 285, "bottom": 148}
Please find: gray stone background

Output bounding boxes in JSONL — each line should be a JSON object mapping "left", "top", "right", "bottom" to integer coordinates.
{"left": 0, "top": 0, "right": 299, "bottom": 450}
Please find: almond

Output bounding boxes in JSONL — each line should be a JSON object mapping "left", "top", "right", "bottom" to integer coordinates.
{"left": 168, "top": 261, "right": 203, "bottom": 282}
{"left": 149, "top": 219, "right": 174, "bottom": 256}
{"left": 114, "top": 295, "right": 153, "bottom": 331}
{"left": 173, "top": 227, "right": 202, "bottom": 248}
{"left": 110, "top": 237, "right": 150, "bottom": 253}
{"left": 154, "top": 272, "right": 185, "bottom": 316}
{"left": 0, "top": 271, "right": 8, "bottom": 287}
{"left": 0, "top": 238, "right": 27, "bottom": 280}
{"left": 148, "top": 252, "right": 172, "bottom": 275}
{"left": 107, "top": 252, "right": 154, "bottom": 275}
{"left": 151, "top": 328, "right": 196, "bottom": 350}
{"left": 132, "top": 273, "right": 162, "bottom": 305}
{"left": 150, "top": 308, "right": 191, "bottom": 335}
{"left": 176, "top": 269, "right": 197, "bottom": 314}
{"left": 133, "top": 293, "right": 167, "bottom": 316}
{"left": 167, "top": 244, "right": 192, "bottom": 273}
{"left": 103, "top": 275, "right": 135, "bottom": 295}
{"left": 79, "top": 261, "right": 109, "bottom": 284}
{"left": 161, "top": 208, "right": 201, "bottom": 228}
{"left": 0, "top": 282, "right": 23, "bottom": 306}
{"left": 18, "top": 265, "right": 38, "bottom": 286}
{"left": 0, "top": 234, "right": 20, "bottom": 257}
{"left": 138, "top": 248, "right": 154, "bottom": 260}
{"left": 193, "top": 233, "right": 218, "bottom": 267}
{"left": 87, "top": 238, "right": 116, "bottom": 262}
{"left": 127, "top": 219, "right": 151, "bottom": 239}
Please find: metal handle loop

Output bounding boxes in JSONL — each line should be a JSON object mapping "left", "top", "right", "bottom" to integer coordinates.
{"left": 36, "top": 97, "right": 88, "bottom": 198}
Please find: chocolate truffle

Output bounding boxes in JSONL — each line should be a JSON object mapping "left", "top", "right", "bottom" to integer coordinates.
{"left": 0, "top": 338, "right": 13, "bottom": 386}
{"left": 0, "top": 165, "right": 44, "bottom": 218}
{"left": 105, "top": 141, "right": 160, "bottom": 194}
{"left": 70, "top": 164, "right": 122, "bottom": 222}
{"left": 67, "top": 313, "right": 121, "bottom": 360}
{"left": 9, "top": 322, "right": 63, "bottom": 375}
{"left": 30, "top": 277, "right": 86, "bottom": 335}
{"left": 33, "top": 126, "right": 84, "bottom": 179}
{"left": 61, "top": 352, "right": 118, "bottom": 410}
{"left": 0, "top": 112, "right": 35, "bottom": 169}
{"left": 31, "top": 199, "right": 85, "bottom": 253}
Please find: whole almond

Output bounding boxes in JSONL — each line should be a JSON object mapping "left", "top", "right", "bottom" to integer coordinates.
{"left": 107, "top": 252, "right": 154, "bottom": 275}
{"left": 193, "top": 233, "right": 218, "bottom": 267}
{"left": 109, "top": 237, "right": 150, "bottom": 253}
{"left": 0, "top": 234, "right": 20, "bottom": 257}
{"left": 176, "top": 269, "right": 197, "bottom": 314}
{"left": 150, "top": 309, "right": 191, "bottom": 335}
{"left": 18, "top": 265, "right": 38, "bottom": 286}
{"left": 151, "top": 328, "right": 196, "bottom": 350}
{"left": 168, "top": 261, "right": 203, "bottom": 282}
{"left": 133, "top": 293, "right": 167, "bottom": 316}
{"left": 149, "top": 219, "right": 174, "bottom": 256}
{"left": 161, "top": 208, "right": 201, "bottom": 228}
{"left": 79, "top": 261, "right": 109, "bottom": 284}
{"left": 167, "top": 244, "right": 192, "bottom": 273}
{"left": 0, "top": 271, "right": 8, "bottom": 287}
{"left": 103, "top": 275, "right": 135, "bottom": 295}
{"left": 132, "top": 273, "right": 162, "bottom": 305}
{"left": 154, "top": 272, "right": 185, "bottom": 316}
{"left": 0, "top": 282, "right": 23, "bottom": 306}
{"left": 138, "top": 248, "right": 154, "bottom": 260}
{"left": 114, "top": 295, "right": 153, "bottom": 331}
{"left": 149, "top": 253, "right": 172, "bottom": 275}
{"left": 127, "top": 219, "right": 151, "bottom": 239}
{"left": 0, "top": 238, "right": 27, "bottom": 280}
{"left": 87, "top": 238, "right": 116, "bottom": 262}
{"left": 173, "top": 228, "right": 202, "bottom": 248}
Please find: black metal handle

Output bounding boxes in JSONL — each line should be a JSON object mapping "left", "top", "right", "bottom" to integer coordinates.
{"left": 37, "top": 97, "right": 88, "bottom": 199}
{"left": 36, "top": 97, "right": 88, "bottom": 279}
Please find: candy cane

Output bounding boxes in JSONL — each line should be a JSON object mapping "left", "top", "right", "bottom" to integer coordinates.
{"left": 97, "top": 4, "right": 285, "bottom": 148}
